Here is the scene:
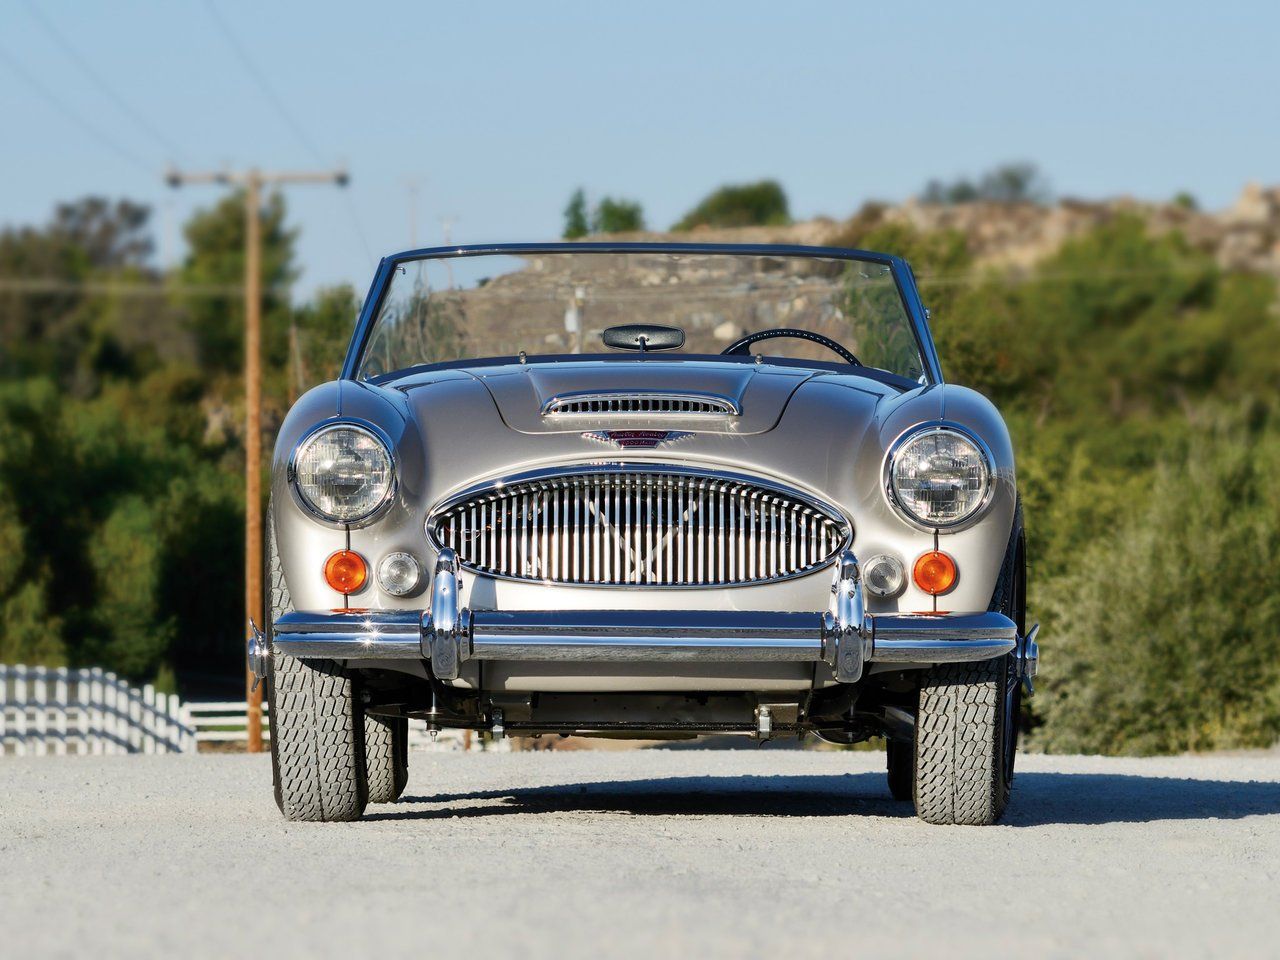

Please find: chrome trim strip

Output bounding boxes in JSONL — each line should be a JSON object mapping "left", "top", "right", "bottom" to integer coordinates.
{"left": 425, "top": 462, "right": 851, "bottom": 589}
{"left": 468, "top": 638, "right": 822, "bottom": 662}
{"left": 541, "top": 389, "right": 740, "bottom": 417}
{"left": 871, "top": 637, "right": 1015, "bottom": 662}
{"left": 869, "top": 609, "right": 1016, "bottom": 662}
{"left": 871, "top": 611, "right": 1018, "bottom": 644}
{"left": 270, "top": 627, "right": 1014, "bottom": 664}
{"left": 272, "top": 633, "right": 425, "bottom": 659}
{"left": 274, "top": 610, "right": 422, "bottom": 634}
{"left": 268, "top": 610, "right": 1016, "bottom": 666}
{"left": 272, "top": 610, "right": 422, "bottom": 659}
{"left": 471, "top": 610, "right": 822, "bottom": 662}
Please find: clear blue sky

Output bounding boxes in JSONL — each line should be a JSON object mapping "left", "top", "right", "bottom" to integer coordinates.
{"left": 2, "top": 0, "right": 1277, "bottom": 298}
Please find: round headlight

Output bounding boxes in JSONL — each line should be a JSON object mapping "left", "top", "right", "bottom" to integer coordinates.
{"left": 292, "top": 424, "right": 394, "bottom": 522}
{"left": 888, "top": 426, "right": 992, "bottom": 528}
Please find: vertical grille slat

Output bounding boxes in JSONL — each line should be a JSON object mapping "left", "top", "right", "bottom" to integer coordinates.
{"left": 575, "top": 483, "right": 584, "bottom": 582}
{"left": 592, "top": 482, "right": 601, "bottom": 583}
{"left": 645, "top": 478, "right": 654, "bottom": 584}
{"left": 695, "top": 481, "right": 706, "bottom": 586}
{"left": 431, "top": 470, "right": 847, "bottom": 586}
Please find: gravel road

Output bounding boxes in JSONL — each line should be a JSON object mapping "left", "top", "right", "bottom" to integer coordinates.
{"left": 3, "top": 748, "right": 1278, "bottom": 959}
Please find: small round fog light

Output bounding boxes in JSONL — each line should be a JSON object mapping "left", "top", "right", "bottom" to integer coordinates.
{"left": 864, "top": 554, "right": 906, "bottom": 598}
{"left": 377, "top": 552, "right": 421, "bottom": 597}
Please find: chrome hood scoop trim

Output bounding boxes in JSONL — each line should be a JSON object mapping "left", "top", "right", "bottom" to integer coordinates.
{"left": 542, "top": 390, "right": 739, "bottom": 417}
{"left": 472, "top": 361, "right": 814, "bottom": 435}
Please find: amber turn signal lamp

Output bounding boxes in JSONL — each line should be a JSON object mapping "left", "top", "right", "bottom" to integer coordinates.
{"left": 913, "top": 550, "right": 957, "bottom": 596}
{"left": 324, "top": 550, "right": 368, "bottom": 594}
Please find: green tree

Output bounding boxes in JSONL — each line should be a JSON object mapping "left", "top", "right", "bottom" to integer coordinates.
{"left": 592, "top": 196, "right": 645, "bottom": 234}
{"left": 0, "top": 192, "right": 279, "bottom": 690}
{"left": 672, "top": 180, "right": 790, "bottom": 231}
{"left": 1033, "top": 420, "right": 1280, "bottom": 754}
{"left": 922, "top": 162, "right": 1050, "bottom": 205}
{"left": 0, "top": 484, "right": 64, "bottom": 665}
{"left": 562, "top": 188, "right": 589, "bottom": 239}
{"left": 0, "top": 197, "right": 161, "bottom": 389}
{"left": 179, "top": 189, "right": 297, "bottom": 374}
{"left": 83, "top": 496, "right": 174, "bottom": 678}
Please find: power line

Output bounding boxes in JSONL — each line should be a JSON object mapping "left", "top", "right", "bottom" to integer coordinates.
{"left": 0, "top": 264, "right": 1219, "bottom": 300}
{"left": 23, "top": 1, "right": 185, "bottom": 161}
{"left": 341, "top": 188, "right": 377, "bottom": 268}
{"left": 915, "top": 264, "right": 1220, "bottom": 288}
{"left": 0, "top": 278, "right": 285, "bottom": 298}
{"left": 0, "top": 41, "right": 154, "bottom": 176}
{"left": 201, "top": 0, "right": 325, "bottom": 164}
{"left": 201, "top": 1, "right": 376, "bottom": 268}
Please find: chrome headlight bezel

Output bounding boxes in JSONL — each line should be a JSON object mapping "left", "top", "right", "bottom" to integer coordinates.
{"left": 288, "top": 420, "right": 396, "bottom": 526}
{"left": 883, "top": 423, "right": 995, "bottom": 532}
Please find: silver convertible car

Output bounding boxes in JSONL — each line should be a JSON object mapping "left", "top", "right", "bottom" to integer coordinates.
{"left": 250, "top": 242, "right": 1038, "bottom": 825}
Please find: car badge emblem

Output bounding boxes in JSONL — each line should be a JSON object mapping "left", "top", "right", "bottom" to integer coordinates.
{"left": 581, "top": 430, "right": 694, "bottom": 449}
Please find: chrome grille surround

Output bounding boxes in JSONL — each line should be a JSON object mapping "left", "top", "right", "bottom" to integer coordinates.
{"left": 426, "top": 464, "right": 850, "bottom": 587}
{"left": 541, "top": 391, "right": 739, "bottom": 417}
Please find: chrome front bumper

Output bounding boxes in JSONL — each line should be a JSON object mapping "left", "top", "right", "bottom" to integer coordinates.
{"left": 262, "top": 549, "right": 1031, "bottom": 685}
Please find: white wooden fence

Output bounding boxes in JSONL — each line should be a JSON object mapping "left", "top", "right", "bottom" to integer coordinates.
{"left": 186, "top": 701, "right": 271, "bottom": 744}
{"left": 1, "top": 665, "right": 487, "bottom": 754}
{"left": 182, "top": 703, "right": 482, "bottom": 752}
{"left": 1, "top": 664, "right": 196, "bottom": 755}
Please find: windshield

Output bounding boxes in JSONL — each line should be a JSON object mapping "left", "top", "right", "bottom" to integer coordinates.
{"left": 357, "top": 249, "right": 926, "bottom": 381}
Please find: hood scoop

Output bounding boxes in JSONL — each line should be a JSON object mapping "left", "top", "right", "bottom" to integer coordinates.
{"left": 474, "top": 361, "right": 813, "bottom": 435}
{"left": 542, "top": 390, "right": 739, "bottom": 418}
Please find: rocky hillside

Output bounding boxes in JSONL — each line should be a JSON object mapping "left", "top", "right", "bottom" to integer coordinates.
{"left": 604, "top": 182, "right": 1280, "bottom": 280}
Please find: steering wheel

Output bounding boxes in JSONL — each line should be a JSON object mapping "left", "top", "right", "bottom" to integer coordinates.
{"left": 720, "top": 328, "right": 861, "bottom": 366}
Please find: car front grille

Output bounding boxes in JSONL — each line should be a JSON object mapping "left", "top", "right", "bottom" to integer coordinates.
{"left": 428, "top": 467, "right": 848, "bottom": 587}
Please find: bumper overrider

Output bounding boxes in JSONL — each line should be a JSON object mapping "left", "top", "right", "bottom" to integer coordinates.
{"left": 251, "top": 549, "right": 1039, "bottom": 687}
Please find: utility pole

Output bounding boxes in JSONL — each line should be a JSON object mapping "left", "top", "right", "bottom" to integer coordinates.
{"left": 166, "top": 166, "right": 348, "bottom": 753}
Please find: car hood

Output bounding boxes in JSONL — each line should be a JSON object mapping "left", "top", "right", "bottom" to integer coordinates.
{"left": 369, "top": 360, "right": 914, "bottom": 509}
{"left": 451, "top": 360, "right": 814, "bottom": 435}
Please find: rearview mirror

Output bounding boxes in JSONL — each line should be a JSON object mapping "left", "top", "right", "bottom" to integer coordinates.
{"left": 601, "top": 324, "right": 685, "bottom": 352}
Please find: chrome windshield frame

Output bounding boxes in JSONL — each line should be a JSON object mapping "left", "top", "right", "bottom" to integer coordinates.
{"left": 339, "top": 242, "right": 945, "bottom": 385}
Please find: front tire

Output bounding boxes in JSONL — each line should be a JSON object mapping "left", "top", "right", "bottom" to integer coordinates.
{"left": 912, "top": 656, "right": 1012, "bottom": 825}
{"left": 266, "top": 506, "right": 368, "bottom": 822}
{"left": 269, "top": 653, "right": 369, "bottom": 822}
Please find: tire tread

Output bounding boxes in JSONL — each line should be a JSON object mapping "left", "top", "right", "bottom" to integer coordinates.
{"left": 266, "top": 509, "right": 367, "bottom": 822}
